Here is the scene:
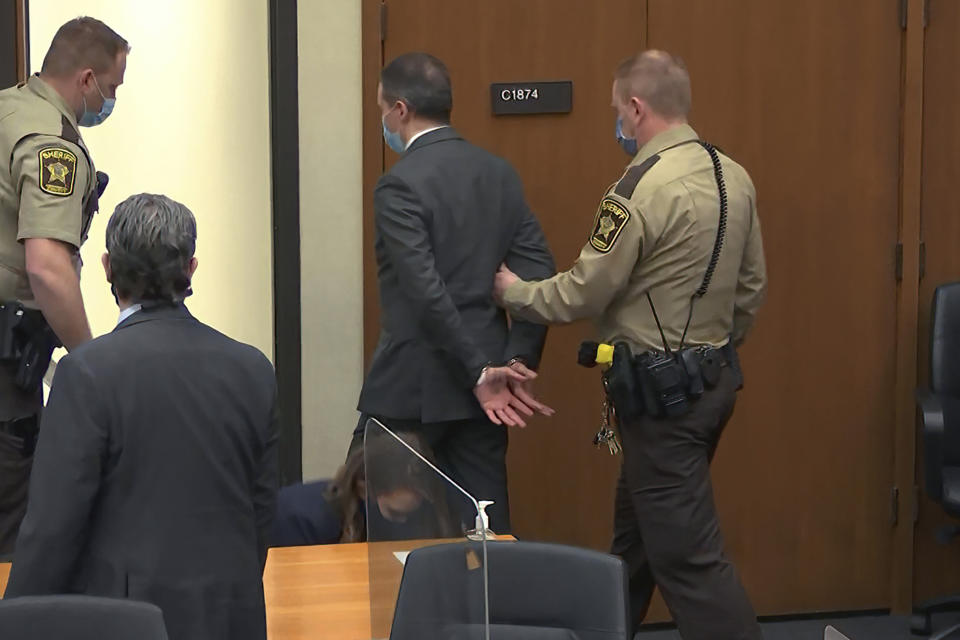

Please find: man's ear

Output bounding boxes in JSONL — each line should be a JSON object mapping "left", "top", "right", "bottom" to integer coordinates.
{"left": 101, "top": 252, "right": 111, "bottom": 281}
{"left": 78, "top": 67, "right": 96, "bottom": 92}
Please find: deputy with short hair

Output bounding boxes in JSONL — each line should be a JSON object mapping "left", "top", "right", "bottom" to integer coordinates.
{"left": 494, "top": 50, "right": 767, "bottom": 639}
{"left": 0, "top": 17, "right": 128, "bottom": 555}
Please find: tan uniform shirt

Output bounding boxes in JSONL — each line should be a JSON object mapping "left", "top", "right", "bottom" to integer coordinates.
{"left": 502, "top": 124, "right": 767, "bottom": 352}
{"left": 0, "top": 75, "right": 98, "bottom": 306}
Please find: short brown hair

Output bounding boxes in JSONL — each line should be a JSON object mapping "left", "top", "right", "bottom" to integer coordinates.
{"left": 615, "top": 50, "right": 691, "bottom": 119}
{"left": 41, "top": 17, "right": 129, "bottom": 77}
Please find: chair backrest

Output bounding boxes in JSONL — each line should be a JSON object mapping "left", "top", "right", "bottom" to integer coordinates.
{"left": 391, "top": 541, "right": 629, "bottom": 640}
{"left": 0, "top": 595, "right": 168, "bottom": 640}
{"left": 824, "top": 626, "right": 851, "bottom": 640}
{"left": 930, "top": 282, "right": 960, "bottom": 396}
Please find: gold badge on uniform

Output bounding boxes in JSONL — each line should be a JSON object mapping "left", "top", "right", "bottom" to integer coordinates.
{"left": 590, "top": 197, "right": 630, "bottom": 253}
{"left": 38, "top": 147, "right": 77, "bottom": 197}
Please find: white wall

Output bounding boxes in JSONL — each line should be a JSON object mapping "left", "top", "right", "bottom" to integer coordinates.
{"left": 29, "top": 1, "right": 274, "bottom": 362}
{"left": 31, "top": 1, "right": 365, "bottom": 479}
{"left": 297, "top": 0, "right": 364, "bottom": 479}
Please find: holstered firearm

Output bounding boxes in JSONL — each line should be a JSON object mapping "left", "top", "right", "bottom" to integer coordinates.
{"left": 578, "top": 340, "right": 644, "bottom": 422}
{"left": 0, "top": 302, "right": 62, "bottom": 394}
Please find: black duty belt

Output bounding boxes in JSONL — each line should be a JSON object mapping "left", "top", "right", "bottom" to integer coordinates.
{"left": 0, "top": 415, "right": 39, "bottom": 456}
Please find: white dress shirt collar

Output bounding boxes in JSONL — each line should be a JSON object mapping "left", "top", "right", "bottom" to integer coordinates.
{"left": 405, "top": 125, "right": 449, "bottom": 151}
{"left": 117, "top": 303, "right": 143, "bottom": 327}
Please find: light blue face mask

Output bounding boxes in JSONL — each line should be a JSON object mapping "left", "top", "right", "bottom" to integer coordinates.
{"left": 79, "top": 75, "right": 115, "bottom": 127}
{"left": 615, "top": 117, "right": 639, "bottom": 157}
{"left": 382, "top": 109, "right": 406, "bottom": 154}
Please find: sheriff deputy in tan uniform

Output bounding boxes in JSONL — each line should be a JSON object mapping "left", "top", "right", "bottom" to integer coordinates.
{"left": 0, "top": 17, "right": 128, "bottom": 556}
{"left": 494, "top": 50, "right": 768, "bottom": 640}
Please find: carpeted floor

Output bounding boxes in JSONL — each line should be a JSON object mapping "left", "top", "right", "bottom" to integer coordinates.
{"left": 635, "top": 611, "right": 960, "bottom": 640}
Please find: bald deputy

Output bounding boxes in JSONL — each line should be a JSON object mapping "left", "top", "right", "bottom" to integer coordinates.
{"left": 0, "top": 17, "right": 128, "bottom": 556}
{"left": 494, "top": 50, "right": 767, "bottom": 640}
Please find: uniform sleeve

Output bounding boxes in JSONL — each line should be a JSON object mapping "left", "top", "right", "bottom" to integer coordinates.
{"left": 12, "top": 134, "right": 88, "bottom": 248}
{"left": 4, "top": 355, "right": 104, "bottom": 596}
{"left": 732, "top": 197, "right": 767, "bottom": 345}
{"left": 502, "top": 193, "right": 643, "bottom": 324}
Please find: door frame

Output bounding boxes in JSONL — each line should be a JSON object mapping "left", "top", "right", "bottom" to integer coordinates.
{"left": 361, "top": 0, "right": 385, "bottom": 364}
{"left": 15, "top": 0, "right": 27, "bottom": 82}
{"left": 891, "top": 0, "right": 927, "bottom": 613}
{"left": 268, "top": 0, "right": 303, "bottom": 485}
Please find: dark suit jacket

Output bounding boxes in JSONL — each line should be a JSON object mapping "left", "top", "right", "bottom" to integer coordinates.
{"left": 5, "top": 303, "right": 279, "bottom": 640}
{"left": 358, "top": 127, "right": 556, "bottom": 423}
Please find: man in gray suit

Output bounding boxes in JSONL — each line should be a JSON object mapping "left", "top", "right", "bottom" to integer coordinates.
{"left": 356, "top": 53, "right": 556, "bottom": 533}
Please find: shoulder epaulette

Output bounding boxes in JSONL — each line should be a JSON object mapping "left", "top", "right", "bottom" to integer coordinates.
{"left": 614, "top": 154, "right": 660, "bottom": 199}
{"left": 59, "top": 115, "right": 79, "bottom": 145}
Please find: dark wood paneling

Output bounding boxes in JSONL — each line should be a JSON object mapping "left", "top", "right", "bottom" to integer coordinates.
{"left": 363, "top": 0, "right": 908, "bottom": 618}
{"left": 646, "top": 0, "right": 902, "bottom": 614}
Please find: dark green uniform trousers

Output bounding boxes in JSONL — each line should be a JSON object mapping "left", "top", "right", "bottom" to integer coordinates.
{"left": 612, "top": 366, "right": 762, "bottom": 640}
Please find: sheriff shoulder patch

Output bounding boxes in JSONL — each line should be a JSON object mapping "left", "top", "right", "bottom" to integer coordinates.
{"left": 590, "top": 198, "right": 630, "bottom": 253}
{"left": 38, "top": 147, "right": 77, "bottom": 197}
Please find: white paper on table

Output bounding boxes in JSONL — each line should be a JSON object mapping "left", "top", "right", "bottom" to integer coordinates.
{"left": 393, "top": 551, "right": 410, "bottom": 565}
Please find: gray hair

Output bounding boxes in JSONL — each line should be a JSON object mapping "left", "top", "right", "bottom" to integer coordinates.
{"left": 106, "top": 194, "right": 197, "bottom": 302}
{"left": 615, "top": 50, "right": 692, "bottom": 120}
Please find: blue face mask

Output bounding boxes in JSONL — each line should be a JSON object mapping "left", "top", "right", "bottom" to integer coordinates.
{"left": 382, "top": 111, "right": 406, "bottom": 154}
{"left": 79, "top": 75, "right": 115, "bottom": 128}
{"left": 615, "top": 117, "right": 638, "bottom": 157}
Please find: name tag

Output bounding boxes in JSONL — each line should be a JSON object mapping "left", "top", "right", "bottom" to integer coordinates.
{"left": 491, "top": 81, "right": 573, "bottom": 115}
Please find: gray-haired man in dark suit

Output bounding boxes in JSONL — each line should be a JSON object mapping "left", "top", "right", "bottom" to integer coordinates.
{"left": 5, "top": 194, "right": 278, "bottom": 640}
{"left": 356, "top": 53, "right": 556, "bottom": 533}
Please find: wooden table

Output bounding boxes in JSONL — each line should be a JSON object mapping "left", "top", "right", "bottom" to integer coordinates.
{"left": 1, "top": 537, "right": 512, "bottom": 640}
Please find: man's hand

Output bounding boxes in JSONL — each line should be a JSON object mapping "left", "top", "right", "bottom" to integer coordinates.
{"left": 507, "top": 360, "right": 555, "bottom": 417}
{"left": 474, "top": 365, "right": 537, "bottom": 427}
{"left": 493, "top": 263, "right": 520, "bottom": 305}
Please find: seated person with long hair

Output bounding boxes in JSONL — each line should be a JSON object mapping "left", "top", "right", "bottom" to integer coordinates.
{"left": 271, "top": 431, "right": 459, "bottom": 545}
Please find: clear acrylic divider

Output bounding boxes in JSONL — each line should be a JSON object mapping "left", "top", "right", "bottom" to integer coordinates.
{"left": 364, "top": 417, "right": 490, "bottom": 640}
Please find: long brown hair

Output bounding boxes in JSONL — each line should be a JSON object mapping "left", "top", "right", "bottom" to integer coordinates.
{"left": 326, "top": 431, "right": 460, "bottom": 543}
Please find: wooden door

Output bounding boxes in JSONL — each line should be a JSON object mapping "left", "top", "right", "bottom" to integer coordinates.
{"left": 365, "top": 0, "right": 902, "bottom": 615}
{"left": 646, "top": 0, "right": 902, "bottom": 613}
{"left": 371, "top": 0, "right": 647, "bottom": 553}
{"left": 914, "top": 0, "right": 960, "bottom": 604}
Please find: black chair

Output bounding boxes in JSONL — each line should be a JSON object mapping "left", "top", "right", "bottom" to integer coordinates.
{"left": 913, "top": 282, "right": 960, "bottom": 639}
{"left": 0, "top": 595, "right": 168, "bottom": 640}
{"left": 390, "top": 540, "right": 630, "bottom": 640}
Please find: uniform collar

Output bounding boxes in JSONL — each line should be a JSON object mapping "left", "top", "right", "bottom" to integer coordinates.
{"left": 26, "top": 74, "right": 81, "bottom": 135}
{"left": 629, "top": 123, "right": 699, "bottom": 167}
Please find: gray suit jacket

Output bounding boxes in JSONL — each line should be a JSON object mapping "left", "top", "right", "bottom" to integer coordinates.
{"left": 5, "top": 303, "right": 279, "bottom": 640}
{"left": 359, "top": 128, "right": 555, "bottom": 423}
